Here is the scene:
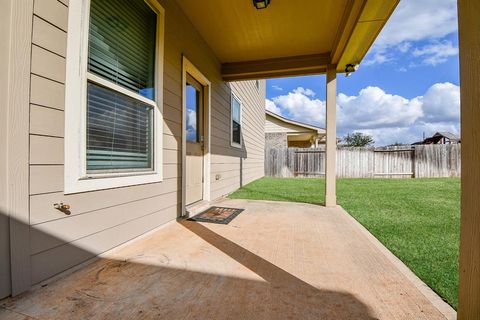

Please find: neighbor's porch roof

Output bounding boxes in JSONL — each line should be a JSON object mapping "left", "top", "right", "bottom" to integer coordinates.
{"left": 266, "top": 110, "right": 326, "bottom": 134}
{"left": 176, "top": 0, "right": 399, "bottom": 80}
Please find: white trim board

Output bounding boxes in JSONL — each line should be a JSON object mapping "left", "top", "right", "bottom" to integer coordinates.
{"left": 181, "top": 56, "right": 211, "bottom": 217}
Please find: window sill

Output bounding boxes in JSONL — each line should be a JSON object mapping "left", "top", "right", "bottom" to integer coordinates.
{"left": 64, "top": 170, "right": 163, "bottom": 194}
{"left": 231, "top": 142, "right": 242, "bottom": 149}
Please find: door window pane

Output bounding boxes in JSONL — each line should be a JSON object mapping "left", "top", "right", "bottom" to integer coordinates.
{"left": 88, "top": 0, "right": 157, "bottom": 100}
{"left": 186, "top": 83, "right": 199, "bottom": 142}
{"left": 232, "top": 95, "right": 241, "bottom": 145}
{"left": 86, "top": 83, "right": 153, "bottom": 172}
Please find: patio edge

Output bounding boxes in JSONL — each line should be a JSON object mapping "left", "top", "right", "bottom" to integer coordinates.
{"left": 336, "top": 205, "right": 457, "bottom": 320}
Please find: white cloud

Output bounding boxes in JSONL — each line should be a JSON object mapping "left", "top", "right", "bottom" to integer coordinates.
{"left": 186, "top": 109, "right": 197, "bottom": 141}
{"left": 271, "top": 85, "right": 283, "bottom": 91}
{"left": 364, "top": 0, "right": 458, "bottom": 67}
{"left": 364, "top": 52, "right": 392, "bottom": 66}
{"left": 292, "top": 87, "right": 316, "bottom": 97}
{"left": 271, "top": 88, "right": 325, "bottom": 126}
{"left": 412, "top": 41, "right": 459, "bottom": 65}
{"left": 355, "top": 122, "right": 459, "bottom": 146}
{"left": 186, "top": 109, "right": 196, "bottom": 130}
{"left": 337, "top": 87, "right": 423, "bottom": 130}
{"left": 397, "top": 42, "right": 412, "bottom": 53}
{"left": 375, "top": 0, "right": 457, "bottom": 48}
{"left": 358, "top": 121, "right": 459, "bottom": 146}
{"left": 267, "top": 83, "right": 460, "bottom": 146}
{"left": 419, "top": 82, "right": 460, "bottom": 122}
{"left": 265, "top": 98, "right": 282, "bottom": 115}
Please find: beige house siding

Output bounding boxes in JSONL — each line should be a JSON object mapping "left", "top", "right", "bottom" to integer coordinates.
{"left": 210, "top": 80, "right": 266, "bottom": 200}
{"left": 25, "top": 0, "right": 265, "bottom": 286}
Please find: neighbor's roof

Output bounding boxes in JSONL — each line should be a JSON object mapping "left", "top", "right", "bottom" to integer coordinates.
{"left": 412, "top": 131, "right": 461, "bottom": 145}
{"left": 434, "top": 132, "right": 460, "bottom": 141}
{"left": 266, "top": 110, "right": 325, "bottom": 134}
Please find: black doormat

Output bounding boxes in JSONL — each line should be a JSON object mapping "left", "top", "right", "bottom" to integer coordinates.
{"left": 188, "top": 206, "right": 244, "bottom": 224}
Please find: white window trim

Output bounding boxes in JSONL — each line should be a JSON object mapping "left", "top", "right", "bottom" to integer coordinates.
{"left": 230, "top": 92, "right": 243, "bottom": 148}
{"left": 64, "top": 0, "right": 165, "bottom": 194}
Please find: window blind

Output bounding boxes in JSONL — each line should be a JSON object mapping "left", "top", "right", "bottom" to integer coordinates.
{"left": 88, "top": 0, "right": 157, "bottom": 100}
{"left": 86, "top": 83, "right": 153, "bottom": 172}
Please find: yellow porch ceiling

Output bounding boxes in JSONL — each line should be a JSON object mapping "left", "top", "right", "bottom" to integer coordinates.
{"left": 176, "top": 0, "right": 399, "bottom": 79}
{"left": 177, "top": 0, "right": 346, "bottom": 63}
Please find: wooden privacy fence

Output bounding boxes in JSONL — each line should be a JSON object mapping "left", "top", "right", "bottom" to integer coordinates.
{"left": 265, "top": 144, "right": 461, "bottom": 178}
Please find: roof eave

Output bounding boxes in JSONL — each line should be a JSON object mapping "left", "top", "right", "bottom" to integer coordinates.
{"left": 266, "top": 110, "right": 326, "bottom": 133}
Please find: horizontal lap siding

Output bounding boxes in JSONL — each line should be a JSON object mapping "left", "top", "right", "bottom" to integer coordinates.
{"left": 210, "top": 80, "right": 266, "bottom": 200}
{"left": 30, "top": 191, "right": 179, "bottom": 255}
{"left": 28, "top": 0, "right": 178, "bottom": 283}
{"left": 29, "top": 0, "right": 68, "bottom": 204}
{"left": 30, "top": 105, "right": 64, "bottom": 137}
{"left": 31, "top": 205, "right": 176, "bottom": 284}
{"left": 28, "top": 0, "right": 264, "bottom": 284}
{"left": 31, "top": 75, "right": 65, "bottom": 110}
{"left": 29, "top": 178, "right": 179, "bottom": 225}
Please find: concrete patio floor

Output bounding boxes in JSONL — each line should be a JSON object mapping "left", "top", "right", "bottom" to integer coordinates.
{"left": 0, "top": 199, "right": 454, "bottom": 320}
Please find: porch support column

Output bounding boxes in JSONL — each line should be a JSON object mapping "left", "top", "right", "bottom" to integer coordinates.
{"left": 325, "top": 64, "right": 337, "bottom": 207}
{"left": 458, "top": 0, "right": 480, "bottom": 318}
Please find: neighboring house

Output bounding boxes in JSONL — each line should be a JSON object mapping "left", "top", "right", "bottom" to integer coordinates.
{"left": 413, "top": 132, "right": 461, "bottom": 145}
{"left": 265, "top": 110, "right": 326, "bottom": 148}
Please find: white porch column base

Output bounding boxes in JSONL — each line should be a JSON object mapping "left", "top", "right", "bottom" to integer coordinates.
{"left": 325, "top": 64, "right": 337, "bottom": 207}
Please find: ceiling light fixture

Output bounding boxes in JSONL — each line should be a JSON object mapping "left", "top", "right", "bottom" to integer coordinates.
{"left": 253, "top": 0, "right": 270, "bottom": 10}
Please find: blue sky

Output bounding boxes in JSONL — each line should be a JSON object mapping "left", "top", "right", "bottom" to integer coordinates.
{"left": 266, "top": 0, "right": 460, "bottom": 146}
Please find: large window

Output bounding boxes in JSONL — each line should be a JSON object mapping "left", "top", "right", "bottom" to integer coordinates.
{"left": 65, "top": 0, "right": 164, "bottom": 193}
{"left": 86, "top": 0, "right": 156, "bottom": 173}
{"left": 231, "top": 93, "right": 242, "bottom": 147}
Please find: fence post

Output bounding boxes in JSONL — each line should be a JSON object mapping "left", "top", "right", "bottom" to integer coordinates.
{"left": 412, "top": 146, "right": 416, "bottom": 178}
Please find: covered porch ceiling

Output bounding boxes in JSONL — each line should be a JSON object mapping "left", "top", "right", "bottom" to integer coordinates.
{"left": 176, "top": 0, "right": 399, "bottom": 80}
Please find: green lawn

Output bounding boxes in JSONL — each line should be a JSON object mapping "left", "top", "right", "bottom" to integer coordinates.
{"left": 229, "top": 177, "right": 460, "bottom": 308}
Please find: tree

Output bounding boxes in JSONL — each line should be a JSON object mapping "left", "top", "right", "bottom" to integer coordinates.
{"left": 388, "top": 141, "right": 406, "bottom": 147}
{"left": 341, "top": 132, "right": 374, "bottom": 147}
